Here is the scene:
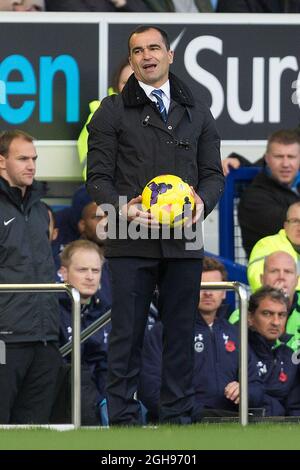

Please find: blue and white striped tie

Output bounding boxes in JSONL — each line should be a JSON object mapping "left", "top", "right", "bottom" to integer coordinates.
{"left": 151, "top": 89, "right": 167, "bottom": 122}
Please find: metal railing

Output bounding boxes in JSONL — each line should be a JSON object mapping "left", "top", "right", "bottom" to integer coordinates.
{"left": 0, "top": 281, "right": 248, "bottom": 427}
{"left": 61, "top": 281, "right": 249, "bottom": 427}
{"left": 0, "top": 283, "right": 81, "bottom": 429}
{"left": 60, "top": 308, "right": 111, "bottom": 358}
{"left": 201, "top": 281, "right": 248, "bottom": 426}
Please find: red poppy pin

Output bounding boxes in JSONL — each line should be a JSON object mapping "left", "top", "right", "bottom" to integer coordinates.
{"left": 279, "top": 371, "right": 288, "bottom": 383}
{"left": 225, "top": 340, "right": 236, "bottom": 352}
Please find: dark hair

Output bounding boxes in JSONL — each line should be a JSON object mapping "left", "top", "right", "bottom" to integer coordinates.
{"left": 43, "top": 202, "right": 56, "bottom": 227}
{"left": 0, "top": 130, "right": 34, "bottom": 158}
{"left": 248, "top": 286, "right": 289, "bottom": 314}
{"left": 266, "top": 129, "right": 300, "bottom": 153}
{"left": 203, "top": 256, "right": 227, "bottom": 281}
{"left": 110, "top": 58, "right": 131, "bottom": 93}
{"left": 128, "top": 25, "right": 170, "bottom": 54}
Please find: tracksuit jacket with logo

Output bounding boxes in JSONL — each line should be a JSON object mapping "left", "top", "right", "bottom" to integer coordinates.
{"left": 59, "top": 291, "right": 111, "bottom": 400}
{"left": 0, "top": 177, "right": 59, "bottom": 343}
{"left": 230, "top": 292, "right": 300, "bottom": 352}
{"left": 59, "top": 290, "right": 158, "bottom": 402}
{"left": 248, "top": 329, "right": 300, "bottom": 416}
{"left": 138, "top": 307, "right": 263, "bottom": 419}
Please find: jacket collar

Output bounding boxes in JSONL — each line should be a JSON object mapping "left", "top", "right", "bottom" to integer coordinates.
{"left": 260, "top": 167, "right": 300, "bottom": 195}
{"left": 248, "top": 329, "right": 276, "bottom": 358}
{"left": 248, "top": 328, "right": 293, "bottom": 358}
{"left": 0, "top": 176, "right": 45, "bottom": 209}
{"left": 196, "top": 304, "right": 231, "bottom": 327}
{"left": 59, "top": 291, "right": 100, "bottom": 312}
{"left": 122, "top": 72, "right": 195, "bottom": 108}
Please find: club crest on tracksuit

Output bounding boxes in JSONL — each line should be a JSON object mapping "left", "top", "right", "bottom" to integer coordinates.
{"left": 194, "top": 333, "right": 204, "bottom": 353}
{"left": 223, "top": 333, "right": 236, "bottom": 352}
{"left": 67, "top": 325, "right": 72, "bottom": 341}
{"left": 256, "top": 360, "right": 267, "bottom": 376}
{"left": 223, "top": 333, "right": 229, "bottom": 343}
{"left": 104, "top": 330, "right": 109, "bottom": 344}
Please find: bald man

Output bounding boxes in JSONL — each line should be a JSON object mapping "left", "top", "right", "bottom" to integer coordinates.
{"left": 248, "top": 201, "right": 300, "bottom": 292}
{"left": 230, "top": 251, "right": 300, "bottom": 351}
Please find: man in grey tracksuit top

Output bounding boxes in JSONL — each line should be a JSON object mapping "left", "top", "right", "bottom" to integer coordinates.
{"left": 0, "top": 130, "right": 61, "bottom": 424}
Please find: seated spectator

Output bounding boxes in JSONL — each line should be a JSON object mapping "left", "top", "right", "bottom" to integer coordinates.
{"left": 248, "top": 286, "right": 300, "bottom": 416}
{"left": 78, "top": 201, "right": 107, "bottom": 244}
{"left": 53, "top": 185, "right": 92, "bottom": 251}
{"left": 51, "top": 185, "right": 91, "bottom": 276}
{"left": 77, "top": 200, "right": 111, "bottom": 309}
{"left": 45, "top": 0, "right": 152, "bottom": 11}
{"left": 217, "top": 0, "right": 300, "bottom": 13}
{"left": 221, "top": 152, "right": 263, "bottom": 177}
{"left": 138, "top": 256, "right": 263, "bottom": 422}
{"left": 248, "top": 203, "right": 300, "bottom": 292}
{"left": 52, "top": 185, "right": 105, "bottom": 262}
{"left": 43, "top": 203, "right": 59, "bottom": 242}
{"left": 57, "top": 240, "right": 111, "bottom": 424}
{"left": 238, "top": 129, "right": 300, "bottom": 257}
{"left": 52, "top": 186, "right": 112, "bottom": 311}
{"left": 221, "top": 127, "right": 300, "bottom": 176}
{"left": 0, "top": 0, "right": 44, "bottom": 10}
{"left": 78, "top": 59, "right": 133, "bottom": 179}
{"left": 230, "top": 251, "right": 300, "bottom": 352}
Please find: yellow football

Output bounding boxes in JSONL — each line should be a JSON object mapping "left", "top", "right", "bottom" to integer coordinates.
{"left": 141, "top": 174, "right": 195, "bottom": 227}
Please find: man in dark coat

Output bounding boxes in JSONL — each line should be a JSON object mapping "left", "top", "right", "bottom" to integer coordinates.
{"left": 87, "top": 25, "right": 224, "bottom": 425}
{"left": 248, "top": 286, "right": 300, "bottom": 416}
{"left": 0, "top": 130, "right": 62, "bottom": 424}
{"left": 238, "top": 129, "right": 300, "bottom": 257}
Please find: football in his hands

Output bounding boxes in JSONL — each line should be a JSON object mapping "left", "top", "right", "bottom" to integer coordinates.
{"left": 141, "top": 174, "right": 195, "bottom": 227}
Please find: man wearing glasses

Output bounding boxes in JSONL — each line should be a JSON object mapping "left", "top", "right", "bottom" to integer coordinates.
{"left": 238, "top": 129, "right": 300, "bottom": 257}
{"left": 248, "top": 202, "right": 300, "bottom": 292}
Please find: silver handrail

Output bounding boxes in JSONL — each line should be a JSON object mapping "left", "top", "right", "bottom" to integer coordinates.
{"left": 0, "top": 283, "right": 81, "bottom": 429}
{"left": 60, "top": 281, "right": 249, "bottom": 426}
{"left": 200, "top": 281, "right": 248, "bottom": 426}
{"left": 60, "top": 309, "right": 111, "bottom": 358}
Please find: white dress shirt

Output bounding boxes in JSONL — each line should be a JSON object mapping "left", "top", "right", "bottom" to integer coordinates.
{"left": 138, "top": 80, "right": 171, "bottom": 113}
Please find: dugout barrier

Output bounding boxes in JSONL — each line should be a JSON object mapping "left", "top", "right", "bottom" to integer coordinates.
{"left": 0, "top": 283, "right": 81, "bottom": 429}
{"left": 63, "top": 281, "right": 249, "bottom": 427}
{"left": 60, "top": 309, "right": 111, "bottom": 358}
{"left": 198, "top": 281, "right": 249, "bottom": 426}
{"left": 0, "top": 282, "right": 248, "bottom": 426}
